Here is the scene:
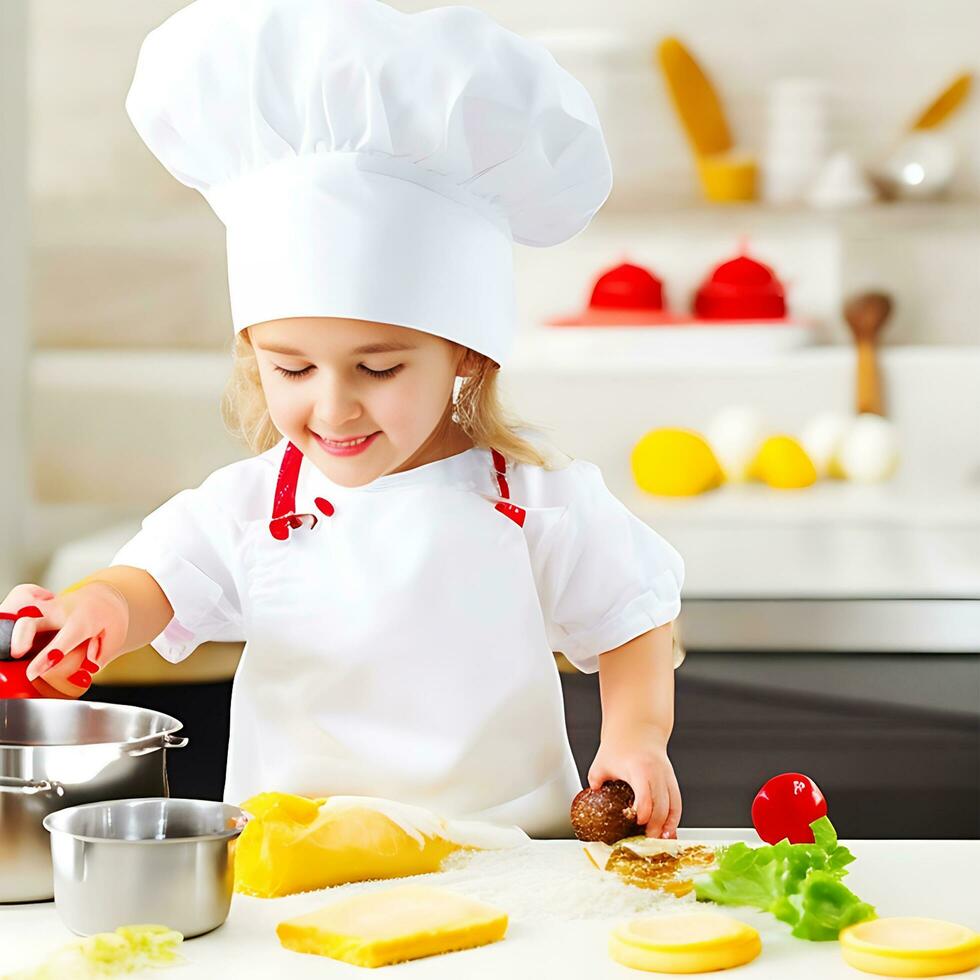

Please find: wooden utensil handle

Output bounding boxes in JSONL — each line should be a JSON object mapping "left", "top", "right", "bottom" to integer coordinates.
{"left": 856, "top": 338, "right": 883, "bottom": 415}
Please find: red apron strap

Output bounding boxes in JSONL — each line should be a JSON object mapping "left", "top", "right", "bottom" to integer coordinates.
{"left": 269, "top": 442, "right": 333, "bottom": 539}
{"left": 273, "top": 442, "right": 303, "bottom": 521}
{"left": 490, "top": 448, "right": 526, "bottom": 528}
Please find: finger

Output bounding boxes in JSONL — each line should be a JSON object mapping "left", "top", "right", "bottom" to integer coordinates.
{"left": 41, "top": 668, "right": 91, "bottom": 698}
{"left": 646, "top": 781, "right": 670, "bottom": 837}
{"left": 66, "top": 670, "right": 94, "bottom": 692}
{"left": 0, "top": 585, "right": 54, "bottom": 615}
{"left": 30, "top": 645, "right": 90, "bottom": 697}
{"left": 92, "top": 631, "right": 105, "bottom": 666}
{"left": 660, "top": 777, "right": 683, "bottom": 839}
{"left": 9, "top": 617, "right": 39, "bottom": 659}
{"left": 80, "top": 634, "right": 102, "bottom": 674}
{"left": 6, "top": 601, "right": 61, "bottom": 659}
{"left": 29, "top": 673, "right": 76, "bottom": 700}
{"left": 26, "top": 646, "right": 66, "bottom": 683}
{"left": 630, "top": 773, "right": 654, "bottom": 827}
{"left": 587, "top": 762, "right": 613, "bottom": 791}
{"left": 27, "top": 623, "right": 92, "bottom": 683}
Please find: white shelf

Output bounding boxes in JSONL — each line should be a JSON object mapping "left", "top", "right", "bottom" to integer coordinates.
{"left": 594, "top": 198, "right": 980, "bottom": 234}
{"left": 511, "top": 332, "right": 977, "bottom": 372}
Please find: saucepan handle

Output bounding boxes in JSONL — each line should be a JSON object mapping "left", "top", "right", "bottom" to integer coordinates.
{"left": 0, "top": 775, "right": 66, "bottom": 796}
{"left": 123, "top": 733, "right": 190, "bottom": 757}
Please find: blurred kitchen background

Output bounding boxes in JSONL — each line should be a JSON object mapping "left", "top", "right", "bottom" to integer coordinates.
{"left": 1, "top": 1, "right": 978, "bottom": 838}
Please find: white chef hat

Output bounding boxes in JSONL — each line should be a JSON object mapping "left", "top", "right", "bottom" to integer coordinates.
{"left": 125, "top": 0, "right": 612, "bottom": 366}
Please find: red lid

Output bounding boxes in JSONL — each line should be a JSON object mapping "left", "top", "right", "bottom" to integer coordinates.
{"left": 589, "top": 262, "right": 664, "bottom": 311}
{"left": 694, "top": 253, "right": 787, "bottom": 320}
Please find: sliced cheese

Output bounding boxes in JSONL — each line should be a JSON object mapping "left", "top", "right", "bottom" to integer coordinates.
{"left": 234, "top": 792, "right": 525, "bottom": 898}
{"left": 840, "top": 917, "right": 980, "bottom": 978}
{"left": 584, "top": 837, "right": 716, "bottom": 897}
{"left": 276, "top": 885, "right": 508, "bottom": 968}
{"left": 609, "top": 912, "right": 761, "bottom": 973}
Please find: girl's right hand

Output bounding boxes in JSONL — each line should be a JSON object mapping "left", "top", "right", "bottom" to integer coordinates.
{"left": 0, "top": 581, "right": 130, "bottom": 698}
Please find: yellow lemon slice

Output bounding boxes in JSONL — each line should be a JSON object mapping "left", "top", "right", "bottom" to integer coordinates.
{"left": 840, "top": 917, "right": 980, "bottom": 977}
{"left": 749, "top": 434, "right": 817, "bottom": 489}
{"left": 609, "top": 911, "right": 761, "bottom": 973}
{"left": 631, "top": 429, "right": 724, "bottom": 496}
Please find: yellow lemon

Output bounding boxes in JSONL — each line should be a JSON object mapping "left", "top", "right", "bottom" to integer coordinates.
{"left": 631, "top": 429, "right": 724, "bottom": 496}
{"left": 749, "top": 435, "right": 817, "bottom": 489}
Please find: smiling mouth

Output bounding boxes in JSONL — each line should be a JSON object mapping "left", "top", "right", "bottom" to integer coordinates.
{"left": 310, "top": 430, "right": 382, "bottom": 453}
{"left": 320, "top": 434, "right": 374, "bottom": 447}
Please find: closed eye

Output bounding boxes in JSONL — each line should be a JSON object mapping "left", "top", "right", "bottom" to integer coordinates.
{"left": 273, "top": 364, "right": 402, "bottom": 380}
{"left": 274, "top": 365, "right": 315, "bottom": 379}
{"left": 359, "top": 364, "right": 402, "bottom": 379}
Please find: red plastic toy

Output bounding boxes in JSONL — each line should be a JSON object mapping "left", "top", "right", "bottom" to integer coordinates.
{"left": 751, "top": 772, "right": 828, "bottom": 844}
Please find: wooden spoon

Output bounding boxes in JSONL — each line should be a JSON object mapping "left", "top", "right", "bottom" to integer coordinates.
{"left": 844, "top": 292, "right": 892, "bottom": 416}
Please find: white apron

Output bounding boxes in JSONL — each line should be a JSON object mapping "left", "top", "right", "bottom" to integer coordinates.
{"left": 225, "top": 443, "right": 583, "bottom": 838}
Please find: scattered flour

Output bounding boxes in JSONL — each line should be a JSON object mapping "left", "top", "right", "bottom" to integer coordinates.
{"left": 311, "top": 841, "right": 695, "bottom": 922}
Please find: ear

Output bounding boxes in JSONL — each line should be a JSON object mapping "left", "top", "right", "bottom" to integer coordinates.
{"left": 456, "top": 348, "right": 485, "bottom": 379}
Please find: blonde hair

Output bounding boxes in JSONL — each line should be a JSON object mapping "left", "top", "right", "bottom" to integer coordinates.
{"left": 221, "top": 332, "right": 550, "bottom": 468}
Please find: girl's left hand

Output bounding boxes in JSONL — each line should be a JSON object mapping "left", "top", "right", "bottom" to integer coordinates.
{"left": 587, "top": 723, "right": 682, "bottom": 839}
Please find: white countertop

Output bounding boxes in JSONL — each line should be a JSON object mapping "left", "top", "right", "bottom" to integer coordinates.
{"left": 1, "top": 832, "right": 978, "bottom": 979}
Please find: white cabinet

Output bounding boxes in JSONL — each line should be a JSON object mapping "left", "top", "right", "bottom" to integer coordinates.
{"left": 0, "top": 1, "right": 28, "bottom": 585}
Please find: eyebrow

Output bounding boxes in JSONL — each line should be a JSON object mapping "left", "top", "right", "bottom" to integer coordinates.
{"left": 258, "top": 342, "right": 416, "bottom": 356}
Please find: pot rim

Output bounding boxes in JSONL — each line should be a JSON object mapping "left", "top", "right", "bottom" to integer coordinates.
{"left": 43, "top": 797, "right": 245, "bottom": 844}
{"left": 0, "top": 699, "right": 183, "bottom": 751}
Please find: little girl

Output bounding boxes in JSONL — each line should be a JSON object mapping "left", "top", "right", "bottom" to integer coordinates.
{"left": 3, "top": 0, "right": 684, "bottom": 839}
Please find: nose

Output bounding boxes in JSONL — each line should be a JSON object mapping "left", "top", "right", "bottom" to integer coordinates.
{"left": 313, "top": 373, "right": 362, "bottom": 429}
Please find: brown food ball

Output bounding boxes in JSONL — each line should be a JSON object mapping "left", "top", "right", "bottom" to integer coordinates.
{"left": 570, "top": 780, "right": 641, "bottom": 844}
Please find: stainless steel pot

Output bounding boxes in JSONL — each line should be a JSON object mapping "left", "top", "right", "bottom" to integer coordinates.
{"left": 0, "top": 699, "right": 188, "bottom": 903}
{"left": 44, "top": 798, "right": 243, "bottom": 938}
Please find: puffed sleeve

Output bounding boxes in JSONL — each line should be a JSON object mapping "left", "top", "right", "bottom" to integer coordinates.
{"left": 110, "top": 474, "right": 246, "bottom": 664}
{"left": 529, "top": 460, "right": 684, "bottom": 674}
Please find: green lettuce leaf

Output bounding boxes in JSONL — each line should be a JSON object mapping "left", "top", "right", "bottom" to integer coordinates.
{"left": 694, "top": 816, "right": 875, "bottom": 941}
{"left": 4, "top": 924, "right": 183, "bottom": 979}
{"left": 789, "top": 871, "right": 877, "bottom": 941}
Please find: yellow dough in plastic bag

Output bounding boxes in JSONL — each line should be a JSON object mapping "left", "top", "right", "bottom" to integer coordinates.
{"left": 234, "top": 792, "right": 526, "bottom": 898}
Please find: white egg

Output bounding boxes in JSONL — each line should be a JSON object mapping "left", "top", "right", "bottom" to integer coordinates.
{"left": 800, "top": 411, "right": 850, "bottom": 477}
{"left": 706, "top": 406, "right": 766, "bottom": 481}
{"left": 837, "top": 414, "right": 900, "bottom": 483}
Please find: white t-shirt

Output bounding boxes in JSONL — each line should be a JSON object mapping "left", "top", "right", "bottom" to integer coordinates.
{"left": 113, "top": 438, "right": 683, "bottom": 674}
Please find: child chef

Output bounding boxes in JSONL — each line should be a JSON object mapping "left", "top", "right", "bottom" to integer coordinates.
{"left": 3, "top": 0, "right": 684, "bottom": 839}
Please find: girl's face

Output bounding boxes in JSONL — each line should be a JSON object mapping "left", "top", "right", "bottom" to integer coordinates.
{"left": 249, "top": 317, "right": 473, "bottom": 487}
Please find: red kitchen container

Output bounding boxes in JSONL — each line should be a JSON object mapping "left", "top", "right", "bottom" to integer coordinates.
{"left": 693, "top": 253, "right": 787, "bottom": 320}
{"left": 589, "top": 261, "right": 665, "bottom": 311}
